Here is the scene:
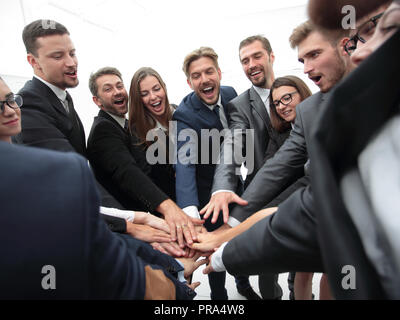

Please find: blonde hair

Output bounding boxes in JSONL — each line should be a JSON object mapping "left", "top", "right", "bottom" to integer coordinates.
{"left": 182, "top": 47, "right": 219, "bottom": 78}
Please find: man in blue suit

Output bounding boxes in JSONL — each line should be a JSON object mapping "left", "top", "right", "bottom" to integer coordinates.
{"left": 173, "top": 47, "right": 258, "bottom": 299}
{"left": 0, "top": 140, "right": 204, "bottom": 299}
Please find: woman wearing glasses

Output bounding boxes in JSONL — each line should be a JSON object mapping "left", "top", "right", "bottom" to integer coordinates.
{"left": 0, "top": 77, "right": 22, "bottom": 142}
{"left": 269, "top": 76, "right": 331, "bottom": 300}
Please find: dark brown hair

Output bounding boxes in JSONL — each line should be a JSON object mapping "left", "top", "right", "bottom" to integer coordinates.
{"left": 22, "top": 19, "right": 69, "bottom": 56}
{"left": 89, "top": 67, "right": 122, "bottom": 97}
{"left": 269, "top": 76, "right": 312, "bottom": 132}
{"left": 128, "top": 67, "right": 173, "bottom": 147}
{"left": 239, "top": 35, "right": 273, "bottom": 54}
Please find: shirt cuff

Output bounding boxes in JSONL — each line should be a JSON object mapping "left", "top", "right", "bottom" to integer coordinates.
{"left": 100, "top": 206, "right": 135, "bottom": 222}
{"left": 211, "top": 242, "right": 228, "bottom": 272}
{"left": 175, "top": 259, "right": 187, "bottom": 283}
{"left": 227, "top": 216, "right": 241, "bottom": 227}
{"left": 182, "top": 206, "right": 201, "bottom": 219}
{"left": 211, "top": 189, "right": 235, "bottom": 196}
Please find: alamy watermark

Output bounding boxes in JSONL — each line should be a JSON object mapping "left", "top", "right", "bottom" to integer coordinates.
{"left": 341, "top": 5, "right": 356, "bottom": 30}
{"left": 41, "top": 265, "right": 56, "bottom": 290}
{"left": 41, "top": 20, "right": 57, "bottom": 30}
{"left": 145, "top": 121, "right": 255, "bottom": 176}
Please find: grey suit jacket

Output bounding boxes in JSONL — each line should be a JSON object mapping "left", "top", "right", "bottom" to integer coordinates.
{"left": 212, "top": 87, "right": 289, "bottom": 193}
{"left": 230, "top": 91, "right": 330, "bottom": 222}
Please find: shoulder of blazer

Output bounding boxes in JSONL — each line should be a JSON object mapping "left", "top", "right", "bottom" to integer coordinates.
{"left": 19, "top": 77, "right": 68, "bottom": 116}
{"left": 221, "top": 86, "right": 238, "bottom": 105}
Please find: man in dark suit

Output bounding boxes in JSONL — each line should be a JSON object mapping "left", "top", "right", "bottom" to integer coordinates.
{"left": 0, "top": 141, "right": 200, "bottom": 299}
{"left": 309, "top": 2, "right": 400, "bottom": 299}
{"left": 194, "top": 21, "right": 352, "bottom": 297}
{"left": 12, "top": 19, "right": 146, "bottom": 236}
{"left": 87, "top": 67, "right": 200, "bottom": 252}
{"left": 209, "top": 21, "right": 353, "bottom": 224}
{"left": 174, "top": 47, "right": 245, "bottom": 300}
{"left": 202, "top": 4, "right": 399, "bottom": 299}
{"left": 202, "top": 35, "right": 288, "bottom": 300}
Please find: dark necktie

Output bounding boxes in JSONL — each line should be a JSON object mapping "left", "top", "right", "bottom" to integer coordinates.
{"left": 213, "top": 105, "right": 220, "bottom": 119}
{"left": 124, "top": 119, "right": 129, "bottom": 131}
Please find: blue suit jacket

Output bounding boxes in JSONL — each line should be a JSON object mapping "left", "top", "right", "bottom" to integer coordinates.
{"left": 173, "top": 86, "right": 237, "bottom": 210}
{"left": 0, "top": 142, "right": 194, "bottom": 299}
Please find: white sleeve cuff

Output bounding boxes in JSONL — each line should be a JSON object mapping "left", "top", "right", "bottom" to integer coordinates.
{"left": 227, "top": 216, "right": 241, "bottom": 227}
{"left": 211, "top": 242, "right": 228, "bottom": 272}
{"left": 99, "top": 206, "right": 135, "bottom": 222}
{"left": 211, "top": 189, "right": 235, "bottom": 196}
{"left": 182, "top": 206, "right": 201, "bottom": 219}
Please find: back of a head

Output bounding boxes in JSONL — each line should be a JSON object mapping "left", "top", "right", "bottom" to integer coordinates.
{"left": 22, "top": 19, "right": 69, "bottom": 56}
{"left": 308, "top": 0, "right": 392, "bottom": 29}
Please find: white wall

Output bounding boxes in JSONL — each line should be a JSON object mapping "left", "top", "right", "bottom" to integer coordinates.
{"left": 1, "top": 0, "right": 317, "bottom": 135}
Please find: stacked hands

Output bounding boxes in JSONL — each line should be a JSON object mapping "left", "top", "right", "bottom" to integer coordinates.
{"left": 128, "top": 193, "right": 278, "bottom": 289}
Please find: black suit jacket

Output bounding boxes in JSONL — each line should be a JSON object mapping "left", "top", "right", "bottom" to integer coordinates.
{"left": 309, "top": 30, "right": 400, "bottom": 299}
{"left": 13, "top": 77, "right": 86, "bottom": 155}
{"left": 212, "top": 86, "right": 290, "bottom": 192}
{"left": 13, "top": 77, "right": 126, "bottom": 232}
{"left": 222, "top": 30, "right": 400, "bottom": 300}
{"left": 87, "top": 110, "right": 169, "bottom": 212}
{"left": 230, "top": 91, "right": 330, "bottom": 222}
{"left": 0, "top": 142, "right": 194, "bottom": 299}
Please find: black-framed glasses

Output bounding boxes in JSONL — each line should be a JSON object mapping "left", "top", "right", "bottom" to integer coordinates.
{"left": 0, "top": 94, "right": 23, "bottom": 114}
{"left": 344, "top": 12, "right": 384, "bottom": 55}
{"left": 272, "top": 91, "right": 298, "bottom": 108}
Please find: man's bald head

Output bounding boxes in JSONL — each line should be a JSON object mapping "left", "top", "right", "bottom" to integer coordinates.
{"left": 308, "top": 0, "right": 392, "bottom": 29}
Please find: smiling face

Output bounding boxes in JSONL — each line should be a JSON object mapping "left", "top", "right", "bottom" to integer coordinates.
{"left": 139, "top": 75, "right": 167, "bottom": 119}
{"left": 187, "top": 56, "right": 222, "bottom": 105}
{"left": 272, "top": 86, "right": 301, "bottom": 123}
{"left": 93, "top": 74, "right": 128, "bottom": 117}
{"left": 0, "top": 79, "right": 21, "bottom": 143}
{"left": 239, "top": 40, "right": 275, "bottom": 89}
{"left": 298, "top": 31, "right": 347, "bottom": 93}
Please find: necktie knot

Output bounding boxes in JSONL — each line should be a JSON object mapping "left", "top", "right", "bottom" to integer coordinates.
{"left": 213, "top": 105, "right": 220, "bottom": 118}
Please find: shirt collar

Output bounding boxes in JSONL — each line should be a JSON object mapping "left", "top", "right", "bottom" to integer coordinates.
{"left": 105, "top": 111, "right": 126, "bottom": 128}
{"left": 34, "top": 75, "right": 67, "bottom": 101}
{"left": 253, "top": 85, "right": 270, "bottom": 104}
{"left": 203, "top": 95, "right": 222, "bottom": 111}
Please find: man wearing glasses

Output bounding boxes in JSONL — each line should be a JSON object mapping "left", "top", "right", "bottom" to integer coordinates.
{"left": 344, "top": 6, "right": 389, "bottom": 56}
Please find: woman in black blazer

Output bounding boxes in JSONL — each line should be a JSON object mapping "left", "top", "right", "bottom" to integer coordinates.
{"left": 128, "top": 67, "right": 177, "bottom": 201}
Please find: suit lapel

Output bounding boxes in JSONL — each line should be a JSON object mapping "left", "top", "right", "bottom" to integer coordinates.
{"left": 190, "top": 92, "right": 223, "bottom": 130}
{"left": 249, "top": 87, "right": 271, "bottom": 129}
{"left": 31, "top": 77, "right": 69, "bottom": 118}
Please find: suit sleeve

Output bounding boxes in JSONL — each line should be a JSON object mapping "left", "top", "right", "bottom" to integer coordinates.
{"left": 212, "top": 100, "right": 250, "bottom": 193}
{"left": 230, "top": 107, "right": 307, "bottom": 222}
{"left": 222, "top": 186, "right": 323, "bottom": 276}
{"left": 80, "top": 157, "right": 194, "bottom": 299}
{"left": 13, "top": 90, "right": 76, "bottom": 152}
{"left": 87, "top": 120, "right": 168, "bottom": 212}
{"left": 175, "top": 119, "right": 200, "bottom": 208}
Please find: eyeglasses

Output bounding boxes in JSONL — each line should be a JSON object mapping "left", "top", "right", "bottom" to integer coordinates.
{"left": 272, "top": 91, "right": 298, "bottom": 108}
{"left": 0, "top": 94, "right": 23, "bottom": 114}
{"left": 344, "top": 12, "right": 384, "bottom": 55}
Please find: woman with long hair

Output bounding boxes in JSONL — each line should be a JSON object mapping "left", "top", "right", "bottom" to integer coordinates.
{"left": 128, "top": 67, "right": 176, "bottom": 201}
